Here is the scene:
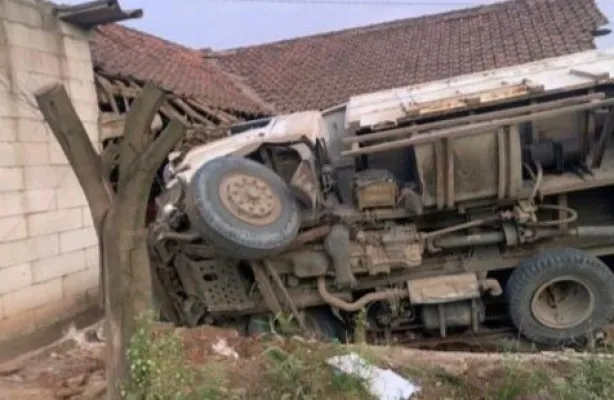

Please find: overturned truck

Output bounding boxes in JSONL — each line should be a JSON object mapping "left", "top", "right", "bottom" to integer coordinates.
{"left": 150, "top": 48, "right": 614, "bottom": 346}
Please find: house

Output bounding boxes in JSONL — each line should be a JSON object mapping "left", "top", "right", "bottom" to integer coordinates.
{"left": 93, "top": 0, "right": 609, "bottom": 116}
{"left": 0, "top": 0, "right": 608, "bottom": 360}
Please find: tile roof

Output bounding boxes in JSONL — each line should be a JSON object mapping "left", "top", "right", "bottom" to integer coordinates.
{"left": 90, "top": 24, "right": 270, "bottom": 115}
{"left": 214, "top": 0, "right": 608, "bottom": 113}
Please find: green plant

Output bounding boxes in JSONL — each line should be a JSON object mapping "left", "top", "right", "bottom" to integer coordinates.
{"left": 256, "top": 343, "right": 374, "bottom": 400}
{"left": 353, "top": 308, "right": 368, "bottom": 344}
{"left": 122, "top": 311, "right": 228, "bottom": 400}
{"left": 274, "top": 312, "right": 300, "bottom": 336}
{"left": 552, "top": 357, "right": 614, "bottom": 400}
{"left": 485, "top": 359, "right": 551, "bottom": 400}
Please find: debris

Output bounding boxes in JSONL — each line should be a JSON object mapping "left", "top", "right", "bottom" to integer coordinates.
{"left": 0, "top": 364, "right": 22, "bottom": 376}
{"left": 55, "top": 385, "right": 85, "bottom": 399}
{"left": 64, "top": 324, "right": 103, "bottom": 350}
{"left": 83, "top": 321, "right": 106, "bottom": 344}
{"left": 4, "top": 373, "right": 25, "bottom": 383}
{"left": 65, "top": 373, "right": 88, "bottom": 388}
{"left": 77, "top": 381, "right": 107, "bottom": 400}
{"left": 211, "top": 338, "right": 239, "bottom": 359}
{"left": 326, "top": 353, "right": 420, "bottom": 400}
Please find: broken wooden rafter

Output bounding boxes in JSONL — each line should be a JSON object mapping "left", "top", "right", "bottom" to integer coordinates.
{"left": 160, "top": 103, "right": 189, "bottom": 125}
{"left": 94, "top": 71, "right": 240, "bottom": 135}
{"left": 187, "top": 97, "right": 236, "bottom": 125}
{"left": 95, "top": 74, "right": 121, "bottom": 114}
{"left": 173, "top": 98, "right": 216, "bottom": 126}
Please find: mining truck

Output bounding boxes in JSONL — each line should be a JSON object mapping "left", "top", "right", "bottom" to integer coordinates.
{"left": 150, "top": 48, "right": 614, "bottom": 346}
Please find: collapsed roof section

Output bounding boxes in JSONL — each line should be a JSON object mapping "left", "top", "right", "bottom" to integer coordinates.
{"left": 91, "top": 24, "right": 273, "bottom": 117}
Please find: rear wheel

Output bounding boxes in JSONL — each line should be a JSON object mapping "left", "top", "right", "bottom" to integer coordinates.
{"left": 506, "top": 248, "right": 614, "bottom": 346}
{"left": 186, "top": 156, "right": 300, "bottom": 260}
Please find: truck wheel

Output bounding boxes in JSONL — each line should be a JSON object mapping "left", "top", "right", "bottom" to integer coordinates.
{"left": 506, "top": 248, "right": 614, "bottom": 346}
{"left": 186, "top": 155, "right": 300, "bottom": 260}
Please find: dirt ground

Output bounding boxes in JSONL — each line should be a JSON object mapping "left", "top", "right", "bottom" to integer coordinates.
{"left": 0, "top": 321, "right": 610, "bottom": 400}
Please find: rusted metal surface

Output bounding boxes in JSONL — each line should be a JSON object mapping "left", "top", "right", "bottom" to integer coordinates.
{"left": 251, "top": 262, "right": 283, "bottom": 315}
{"left": 421, "top": 299, "right": 485, "bottom": 334}
{"left": 289, "top": 250, "right": 329, "bottom": 277}
{"left": 317, "top": 277, "right": 407, "bottom": 312}
{"left": 264, "top": 260, "right": 307, "bottom": 331}
{"left": 591, "top": 106, "right": 614, "bottom": 168}
{"left": 354, "top": 169, "right": 398, "bottom": 210}
{"left": 530, "top": 276, "right": 595, "bottom": 329}
{"left": 174, "top": 254, "right": 255, "bottom": 313}
{"left": 290, "top": 159, "right": 319, "bottom": 210}
{"left": 352, "top": 225, "right": 423, "bottom": 275}
{"left": 406, "top": 273, "right": 480, "bottom": 305}
{"left": 402, "top": 83, "right": 540, "bottom": 120}
{"left": 285, "top": 225, "right": 331, "bottom": 251}
{"left": 324, "top": 224, "right": 356, "bottom": 288}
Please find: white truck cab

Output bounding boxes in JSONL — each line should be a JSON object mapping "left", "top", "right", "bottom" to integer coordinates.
{"left": 167, "top": 110, "right": 330, "bottom": 187}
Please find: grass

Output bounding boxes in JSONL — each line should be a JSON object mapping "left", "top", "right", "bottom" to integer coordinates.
{"left": 122, "top": 311, "right": 614, "bottom": 400}
{"left": 487, "top": 360, "right": 551, "bottom": 400}
{"left": 425, "top": 354, "right": 614, "bottom": 400}
{"left": 254, "top": 343, "right": 374, "bottom": 400}
{"left": 550, "top": 356, "right": 614, "bottom": 400}
{"left": 122, "top": 312, "right": 230, "bottom": 400}
{"left": 122, "top": 311, "right": 375, "bottom": 400}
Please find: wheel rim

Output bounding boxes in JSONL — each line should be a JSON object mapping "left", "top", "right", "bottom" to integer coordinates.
{"left": 530, "top": 276, "right": 595, "bottom": 329}
{"left": 219, "top": 172, "right": 282, "bottom": 225}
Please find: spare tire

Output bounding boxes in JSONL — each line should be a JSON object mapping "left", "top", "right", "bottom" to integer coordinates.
{"left": 185, "top": 155, "right": 300, "bottom": 260}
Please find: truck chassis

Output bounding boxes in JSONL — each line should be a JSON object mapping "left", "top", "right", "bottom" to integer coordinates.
{"left": 149, "top": 49, "right": 614, "bottom": 347}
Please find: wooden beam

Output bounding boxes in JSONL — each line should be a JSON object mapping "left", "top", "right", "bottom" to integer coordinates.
{"left": 188, "top": 97, "right": 236, "bottom": 124}
{"left": 160, "top": 103, "right": 189, "bottom": 125}
{"left": 172, "top": 98, "right": 215, "bottom": 126}
{"left": 95, "top": 74, "right": 121, "bottom": 114}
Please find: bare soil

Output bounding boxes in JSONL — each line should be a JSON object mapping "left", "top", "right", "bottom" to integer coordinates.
{"left": 0, "top": 322, "right": 608, "bottom": 400}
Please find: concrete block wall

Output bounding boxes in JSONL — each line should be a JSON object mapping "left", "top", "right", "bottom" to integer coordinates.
{"left": 0, "top": 0, "right": 101, "bottom": 350}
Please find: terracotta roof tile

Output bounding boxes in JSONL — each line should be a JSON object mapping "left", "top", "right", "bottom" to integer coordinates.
{"left": 215, "top": 0, "right": 608, "bottom": 113}
{"left": 90, "top": 24, "right": 268, "bottom": 114}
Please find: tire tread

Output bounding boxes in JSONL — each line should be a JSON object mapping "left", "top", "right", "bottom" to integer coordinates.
{"left": 506, "top": 248, "right": 614, "bottom": 345}
{"left": 185, "top": 156, "right": 300, "bottom": 260}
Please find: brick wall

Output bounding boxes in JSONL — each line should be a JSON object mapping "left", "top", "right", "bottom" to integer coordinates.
{"left": 0, "top": 0, "right": 100, "bottom": 347}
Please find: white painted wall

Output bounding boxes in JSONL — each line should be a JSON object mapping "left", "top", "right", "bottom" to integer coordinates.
{"left": 0, "top": 0, "right": 100, "bottom": 343}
